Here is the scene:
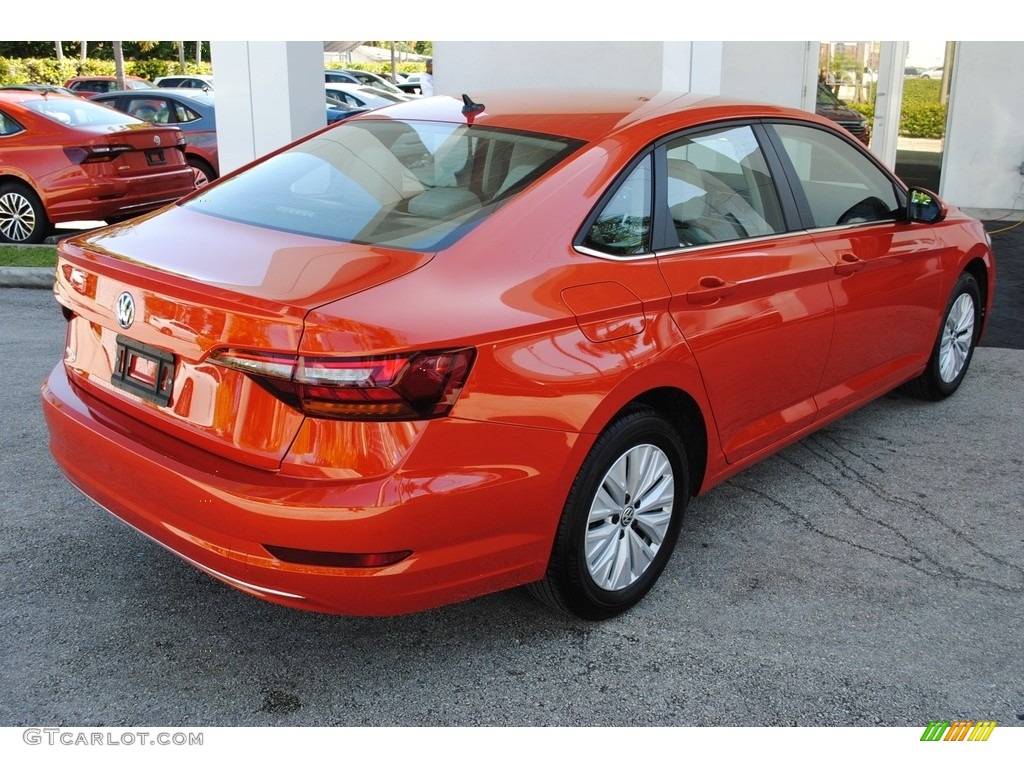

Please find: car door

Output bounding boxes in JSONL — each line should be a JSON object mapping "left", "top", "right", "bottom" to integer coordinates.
{"left": 650, "top": 123, "right": 836, "bottom": 464}
{"left": 765, "top": 122, "right": 944, "bottom": 418}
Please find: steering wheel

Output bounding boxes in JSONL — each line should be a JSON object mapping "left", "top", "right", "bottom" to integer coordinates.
{"left": 836, "top": 196, "right": 892, "bottom": 225}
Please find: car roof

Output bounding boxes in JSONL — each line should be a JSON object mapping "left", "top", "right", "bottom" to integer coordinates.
{"left": 351, "top": 89, "right": 829, "bottom": 143}
{"left": 66, "top": 75, "right": 149, "bottom": 82}
{"left": 94, "top": 88, "right": 215, "bottom": 106}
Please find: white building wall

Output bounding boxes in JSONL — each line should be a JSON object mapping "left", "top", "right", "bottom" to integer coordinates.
{"left": 941, "top": 41, "right": 1024, "bottom": 212}
{"left": 719, "top": 41, "right": 816, "bottom": 111}
{"left": 433, "top": 41, "right": 667, "bottom": 93}
{"left": 210, "top": 41, "right": 324, "bottom": 174}
{"left": 434, "top": 41, "right": 809, "bottom": 106}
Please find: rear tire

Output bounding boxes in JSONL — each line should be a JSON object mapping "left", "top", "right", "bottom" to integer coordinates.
{"left": 187, "top": 157, "right": 216, "bottom": 188}
{"left": 0, "top": 182, "right": 50, "bottom": 244}
{"left": 531, "top": 406, "right": 688, "bottom": 620}
{"left": 903, "top": 272, "right": 981, "bottom": 400}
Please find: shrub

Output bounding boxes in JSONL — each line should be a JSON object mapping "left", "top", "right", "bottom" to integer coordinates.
{"left": 0, "top": 57, "right": 211, "bottom": 86}
{"left": 847, "top": 77, "right": 947, "bottom": 139}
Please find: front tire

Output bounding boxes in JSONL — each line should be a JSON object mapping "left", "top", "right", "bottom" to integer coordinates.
{"left": 532, "top": 406, "right": 688, "bottom": 620}
{"left": 903, "top": 272, "right": 981, "bottom": 400}
{"left": 0, "top": 182, "right": 50, "bottom": 244}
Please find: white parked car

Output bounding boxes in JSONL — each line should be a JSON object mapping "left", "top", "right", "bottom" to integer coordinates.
{"left": 153, "top": 75, "right": 214, "bottom": 90}
{"left": 324, "top": 83, "right": 409, "bottom": 110}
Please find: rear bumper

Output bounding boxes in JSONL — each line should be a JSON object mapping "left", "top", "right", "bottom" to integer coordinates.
{"left": 41, "top": 363, "right": 580, "bottom": 616}
{"left": 45, "top": 169, "right": 195, "bottom": 223}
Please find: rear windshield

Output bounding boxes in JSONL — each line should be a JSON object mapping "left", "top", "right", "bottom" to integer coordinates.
{"left": 22, "top": 97, "right": 142, "bottom": 128}
{"left": 184, "top": 118, "right": 583, "bottom": 250}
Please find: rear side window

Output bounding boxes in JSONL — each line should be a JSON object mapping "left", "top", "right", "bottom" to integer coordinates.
{"left": 581, "top": 123, "right": 786, "bottom": 257}
{"left": 664, "top": 124, "right": 785, "bottom": 246}
{"left": 582, "top": 156, "right": 652, "bottom": 256}
{"left": 772, "top": 123, "right": 899, "bottom": 227}
{"left": 186, "top": 118, "right": 582, "bottom": 250}
{"left": 123, "top": 97, "right": 199, "bottom": 125}
{"left": 69, "top": 80, "right": 109, "bottom": 92}
{"left": 0, "top": 110, "right": 25, "bottom": 136}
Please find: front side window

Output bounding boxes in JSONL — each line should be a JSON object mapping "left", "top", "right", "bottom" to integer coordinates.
{"left": 772, "top": 122, "right": 899, "bottom": 228}
{"left": 185, "top": 118, "right": 582, "bottom": 250}
{"left": 664, "top": 124, "right": 785, "bottom": 246}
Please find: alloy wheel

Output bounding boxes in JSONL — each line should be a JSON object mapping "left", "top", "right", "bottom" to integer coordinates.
{"left": 0, "top": 190, "right": 37, "bottom": 242}
{"left": 585, "top": 443, "right": 675, "bottom": 592}
{"left": 938, "top": 293, "right": 976, "bottom": 384}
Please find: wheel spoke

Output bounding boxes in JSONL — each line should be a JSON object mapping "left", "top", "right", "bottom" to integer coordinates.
{"left": 585, "top": 521, "right": 621, "bottom": 583}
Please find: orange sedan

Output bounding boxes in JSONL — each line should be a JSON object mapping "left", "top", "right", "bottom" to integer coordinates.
{"left": 0, "top": 91, "right": 195, "bottom": 243}
{"left": 42, "top": 91, "right": 994, "bottom": 619}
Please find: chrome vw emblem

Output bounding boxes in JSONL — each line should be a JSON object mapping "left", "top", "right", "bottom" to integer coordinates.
{"left": 153, "top": 135, "right": 161, "bottom": 146}
{"left": 115, "top": 291, "right": 136, "bottom": 329}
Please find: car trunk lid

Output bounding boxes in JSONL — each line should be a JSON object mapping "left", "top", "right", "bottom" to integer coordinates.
{"left": 54, "top": 206, "right": 434, "bottom": 469}
{"left": 75, "top": 122, "right": 191, "bottom": 176}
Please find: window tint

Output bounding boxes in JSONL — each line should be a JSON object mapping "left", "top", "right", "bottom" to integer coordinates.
{"left": 665, "top": 125, "right": 784, "bottom": 246}
{"left": 185, "top": 119, "right": 581, "bottom": 250}
{"left": 583, "top": 155, "right": 652, "bottom": 256}
{"left": 773, "top": 123, "right": 898, "bottom": 227}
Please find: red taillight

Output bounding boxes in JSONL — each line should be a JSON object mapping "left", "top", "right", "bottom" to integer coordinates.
{"left": 211, "top": 348, "right": 475, "bottom": 421}
{"left": 63, "top": 145, "right": 134, "bottom": 164}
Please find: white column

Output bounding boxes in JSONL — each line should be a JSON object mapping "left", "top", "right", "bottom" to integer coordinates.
{"left": 869, "top": 41, "right": 908, "bottom": 170}
{"left": 210, "top": 41, "right": 325, "bottom": 175}
{"left": 662, "top": 42, "right": 724, "bottom": 95}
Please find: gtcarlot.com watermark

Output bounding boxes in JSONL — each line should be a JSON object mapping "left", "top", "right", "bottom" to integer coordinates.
{"left": 23, "top": 728, "right": 203, "bottom": 747}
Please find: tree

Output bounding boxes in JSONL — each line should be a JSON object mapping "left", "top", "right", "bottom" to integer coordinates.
{"left": 113, "top": 41, "right": 125, "bottom": 90}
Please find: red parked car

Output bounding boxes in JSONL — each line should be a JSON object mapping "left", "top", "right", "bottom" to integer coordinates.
{"left": 42, "top": 90, "right": 994, "bottom": 620}
{"left": 63, "top": 75, "right": 156, "bottom": 97}
{"left": 0, "top": 91, "right": 195, "bottom": 243}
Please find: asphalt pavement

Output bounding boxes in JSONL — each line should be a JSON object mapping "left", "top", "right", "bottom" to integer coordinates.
{"left": 0, "top": 218, "right": 1022, "bottom": 730}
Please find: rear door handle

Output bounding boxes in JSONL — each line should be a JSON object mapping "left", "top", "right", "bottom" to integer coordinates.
{"left": 686, "top": 276, "right": 736, "bottom": 304}
{"left": 834, "top": 252, "right": 866, "bottom": 275}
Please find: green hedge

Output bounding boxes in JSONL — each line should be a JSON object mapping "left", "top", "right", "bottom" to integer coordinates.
{"left": 847, "top": 77, "right": 947, "bottom": 139}
{"left": 326, "top": 61, "right": 426, "bottom": 77}
{"left": 0, "top": 57, "right": 212, "bottom": 86}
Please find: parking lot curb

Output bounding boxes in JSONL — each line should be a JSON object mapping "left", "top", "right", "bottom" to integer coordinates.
{"left": 0, "top": 267, "right": 55, "bottom": 289}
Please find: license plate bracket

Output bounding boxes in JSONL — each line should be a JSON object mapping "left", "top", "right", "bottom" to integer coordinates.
{"left": 146, "top": 148, "right": 166, "bottom": 166}
{"left": 112, "top": 335, "right": 175, "bottom": 406}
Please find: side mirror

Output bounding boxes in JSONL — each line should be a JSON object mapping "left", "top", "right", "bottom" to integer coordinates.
{"left": 906, "top": 187, "right": 947, "bottom": 224}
